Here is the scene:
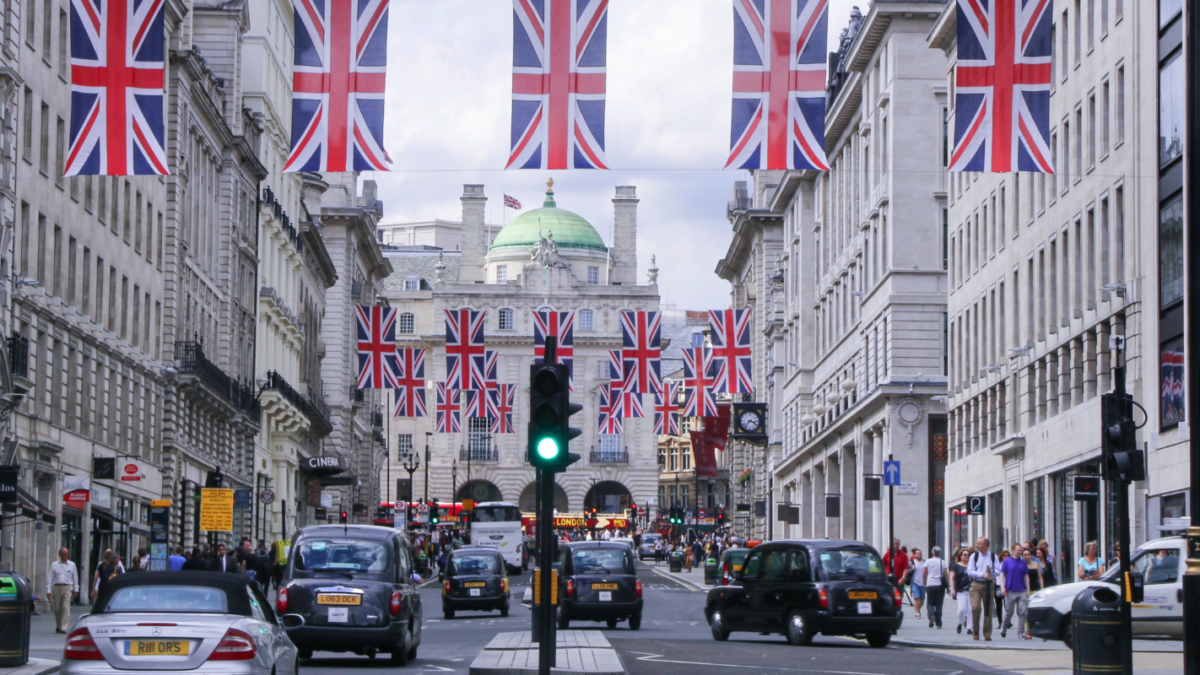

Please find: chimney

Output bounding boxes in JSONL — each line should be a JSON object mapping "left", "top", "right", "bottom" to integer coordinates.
{"left": 611, "top": 186, "right": 638, "bottom": 284}
{"left": 460, "top": 185, "right": 487, "bottom": 282}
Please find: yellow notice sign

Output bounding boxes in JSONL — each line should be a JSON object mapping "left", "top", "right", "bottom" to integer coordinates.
{"left": 200, "top": 488, "right": 234, "bottom": 532}
{"left": 151, "top": 499, "right": 172, "bottom": 508}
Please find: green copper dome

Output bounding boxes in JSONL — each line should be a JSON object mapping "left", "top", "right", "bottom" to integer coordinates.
{"left": 489, "top": 180, "right": 608, "bottom": 254}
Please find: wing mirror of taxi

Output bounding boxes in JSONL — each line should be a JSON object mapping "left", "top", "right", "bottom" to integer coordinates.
{"left": 282, "top": 614, "right": 306, "bottom": 629}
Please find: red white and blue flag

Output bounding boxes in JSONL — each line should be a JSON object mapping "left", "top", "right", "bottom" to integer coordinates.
{"left": 727, "top": 0, "right": 830, "bottom": 171}
{"left": 620, "top": 311, "right": 661, "bottom": 395}
{"left": 356, "top": 306, "right": 397, "bottom": 389}
{"left": 462, "top": 389, "right": 488, "bottom": 419}
{"left": 950, "top": 0, "right": 1054, "bottom": 173}
{"left": 488, "top": 383, "right": 517, "bottom": 434}
{"left": 391, "top": 348, "right": 426, "bottom": 418}
{"left": 597, "top": 382, "right": 622, "bottom": 435}
{"left": 66, "top": 0, "right": 168, "bottom": 176}
{"left": 445, "top": 309, "right": 486, "bottom": 391}
{"left": 435, "top": 383, "right": 461, "bottom": 434}
{"left": 682, "top": 346, "right": 718, "bottom": 418}
{"left": 285, "top": 0, "right": 391, "bottom": 172}
{"left": 615, "top": 380, "right": 643, "bottom": 419}
{"left": 477, "top": 349, "right": 500, "bottom": 397}
{"left": 534, "top": 310, "right": 575, "bottom": 390}
{"left": 504, "top": 194, "right": 522, "bottom": 209}
{"left": 709, "top": 309, "right": 754, "bottom": 394}
{"left": 508, "top": 0, "right": 608, "bottom": 170}
{"left": 653, "top": 381, "right": 680, "bottom": 436}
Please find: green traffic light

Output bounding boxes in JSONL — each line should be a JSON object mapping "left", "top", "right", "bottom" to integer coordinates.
{"left": 536, "top": 437, "right": 560, "bottom": 460}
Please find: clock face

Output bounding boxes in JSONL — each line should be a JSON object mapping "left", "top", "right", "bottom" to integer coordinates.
{"left": 740, "top": 411, "right": 761, "bottom": 433}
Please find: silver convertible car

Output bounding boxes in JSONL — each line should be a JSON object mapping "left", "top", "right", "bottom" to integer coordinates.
{"left": 61, "top": 572, "right": 299, "bottom": 675}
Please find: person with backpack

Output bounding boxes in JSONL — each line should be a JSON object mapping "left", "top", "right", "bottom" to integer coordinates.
{"left": 966, "top": 537, "right": 1002, "bottom": 641}
{"left": 922, "top": 546, "right": 948, "bottom": 629}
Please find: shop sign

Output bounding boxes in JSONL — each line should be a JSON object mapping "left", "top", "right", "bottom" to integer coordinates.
{"left": 120, "top": 460, "right": 143, "bottom": 482}
{"left": 304, "top": 456, "right": 347, "bottom": 472}
{"left": 64, "top": 489, "right": 91, "bottom": 506}
{"left": 0, "top": 466, "right": 16, "bottom": 504}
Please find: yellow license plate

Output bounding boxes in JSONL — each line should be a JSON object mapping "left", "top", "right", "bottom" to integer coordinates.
{"left": 732, "top": 565, "right": 742, "bottom": 572}
{"left": 591, "top": 583, "right": 618, "bottom": 590}
{"left": 125, "top": 640, "right": 189, "bottom": 656}
{"left": 317, "top": 593, "right": 362, "bottom": 605}
{"left": 848, "top": 591, "right": 878, "bottom": 600}
{"left": 464, "top": 581, "right": 486, "bottom": 588}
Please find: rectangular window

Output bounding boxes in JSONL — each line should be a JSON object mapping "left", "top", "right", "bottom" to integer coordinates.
{"left": 495, "top": 264, "right": 507, "bottom": 283}
{"left": 1116, "top": 66, "right": 1125, "bottom": 143}
{"left": 154, "top": 302, "right": 161, "bottom": 356}
{"left": 84, "top": 176, "right": 93, "bottom": 211}
{"left": 942, "top": 208, "right": 949, "bottom": 270}
{"left": 110, "top": 179, "right": 118, "bottom": 234}
{"left": 1115, "top": 186, "right": 1125, "bottom": 282}
{"left": 39, "top": 102, "right": 49, "bottom": 174}
{"left": 82, "top": 247, "right": 91, "bottom": 314}
{"left": 1115, "top": 0, "right": 1122, "bottom": 21}
{"left": 1087, "top": 0, "right": 1094, "bottom": 50}
{"left": 107, "top": 265, "right": 116, "bottom": 331}
{"left": 21, "top": 87, "right": 32, "bottom": 161}
{"left": 1100, "top": 197, "right": 1110, "bottom": 287}
{"left": 1051, "top": 24, "right": 1057, "bottom": 92}
{"left": 588, "top": 266, "right": 599, "bottom": 285}
{"left": 58, "top": 9, "right": 67, "bottom": 76}
{"left": 54, "top": 116, "right": 64, "bottom": 186}
{"left": 1075, "top": 108, "right": 1083, "bottom": 176}
{"left": 1062, "top": 120, "right": 1071, "bottom": 188}
{"left": 1028, "top": 257, "right": 1036, "bottom": 342}
{"left": 398, "top": 312, "right": 414, "bottom": 334}
{"left": 120, "top": 275, "right": 128, "bottom": 339}
{"left": 998, "top": 189, "right": 1006, "bottom": 243}
{"left": 1050, "top": 132, "right": 1058, "bottom": 196}
{"left": 1087, "top": 94, "right": 1096, "bottom": 167}
{"left": 466, "top": 417, "right": 492, "bottom": 459}
{"left": 1074, "top": 0, "right": 1081, "bottom": 64}
{"left": 396, "top": 433, "right": 414, "bottom": 461}
{"left": 18, "top": 202, "right": 28, "bottom": 277}
{"left": 122, "top": 181, "right": 131, "bottom": 241}
{"left": 67, "top": 236, "right": 76, "bottom": 304}
{"left": 1160, "top": 53, "right": 1184, "bottom": 167}
{"left": 1062, "top": 11, "right": 1070, "bottom": 78}
{"left": 1102, "top": 79, "right": 1110, "bottom": 154}
{"left": 1086, "top": 209, "right": 1096, "bottom": 306}
{"left": 1101, "top": 0, "right": 1108, "bottom": 33}
{"left": 97, "top": 176, "right": 106, "bottom": 221}
{"left": 580, "top": 309, "right": 594, "bottom": 331}
{"left": 1160, "top": 195, "right": 1184, "bottom": 308}
{"left": 52, "top": 225, "right": 61, "bottom": 297}
{"left": 131, "top": 285, "right": 140, "bottom": 346}
{"left": 134, "top": 191, "right": 142, "bottom": 252}
{"left": 25, "top": 0, "right": 34, "bottom": 44}
{"left": 41, "top": 0, "right": 50, "bottom": 53}
{"left": 94, "top": 258, "right": 104, "bottom": 323}
{"left": 36, "top": 214, "right": 45, "bottom": 282}
{"left": 498, "top": 308, "right": 514, "bottom": 330}
{"left": 156, "top": 213, "right": 163, "bottom": 269}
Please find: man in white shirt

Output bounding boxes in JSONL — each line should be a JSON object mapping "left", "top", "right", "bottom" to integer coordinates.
{"left": 966, "top": 537, "right": 1002, "bottom": 641}
{"left": 47, "top": 548, "right": 79, "bottom": 633}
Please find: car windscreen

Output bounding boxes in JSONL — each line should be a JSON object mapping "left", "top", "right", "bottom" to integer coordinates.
{"left": 815, "top": 548, "right": 885, "bottom": 580}
{"left": 572, "top": 548, "right": 634, "bottom": 574}
{"left": 294, "top": 539, "right": 390, "bottom": 575}
{"left": 451, "top": 553, "right": 501, "bottom": 575}
{"left": 473, "top": 506, "right": 522, "bottom": 522}
{"left": 102, "top": 586, "right": 231, "bottom": 614}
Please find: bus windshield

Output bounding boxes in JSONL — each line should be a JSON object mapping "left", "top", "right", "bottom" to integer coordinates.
{"left": 473, "top": 505, "right": 521, "bottom": 522}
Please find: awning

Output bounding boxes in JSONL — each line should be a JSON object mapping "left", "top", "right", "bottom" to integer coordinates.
{"left": 0, "top": 486, "right": 57, "bottom": 524}
{"left": 130, "top": 523, "right": 152, "bottom": 537}
{"left": 90, "top": 504, "right": 129, "bottom": 526}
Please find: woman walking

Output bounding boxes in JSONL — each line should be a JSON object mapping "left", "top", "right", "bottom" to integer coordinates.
{"left": 949, "top": 548, "right": 973, "bottom": 634}
{"left": 1034, "top": 547, "right": 1056, "bottom": 587}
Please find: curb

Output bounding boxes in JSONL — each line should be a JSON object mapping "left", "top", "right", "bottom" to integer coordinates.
{"left": 889, "top": 636, "right": 1065, "bottom": 651}
{"left": 0, "top": 658, "right": 60, "bottom": 675}
{"left": 647, "top": 566, "right": 708, "bottom": 592}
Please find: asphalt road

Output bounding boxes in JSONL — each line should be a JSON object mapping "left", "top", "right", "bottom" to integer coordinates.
{"left": 298, "top": 561, "right": 1001, "bottom": 675}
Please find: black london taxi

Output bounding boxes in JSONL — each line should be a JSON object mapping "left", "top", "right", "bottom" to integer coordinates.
{"left": 705, "top": 540, "right": 902, "bottom": 648}
{"left": 717, "top": 548, "right": 751, "bottom": 586}
{"left": 557, "top": 541, "right": 643, "bottom": 630}
{"left": 278, "top": 525, "right": 423, "bottom": 664}
{"left": 441, "top": 547, "right": 510, "bottom": 619}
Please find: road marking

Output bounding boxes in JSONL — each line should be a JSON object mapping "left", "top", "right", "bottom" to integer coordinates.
{"left": 632, "top": 653, "right": 887, "bottom": 675}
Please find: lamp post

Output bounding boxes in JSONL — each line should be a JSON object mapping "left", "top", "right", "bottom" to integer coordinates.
{"left": 424, "top": 432, "right": 432, "bottom": 503}
{"left": 402, "top": 449, "right": 420, "bottom": 527}
{"left": 452, "top": 460, "right": 459, "bottom": 504}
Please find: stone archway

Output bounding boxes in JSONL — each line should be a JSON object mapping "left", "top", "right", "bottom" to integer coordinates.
{"left": 583, "top": 481, "right": 632, "bottom": 513}
{"left": 456, "top": 480, "right": 503, "bottom": 503}
{"left": 518, "top": 481, "right": 569, "bottom": 512}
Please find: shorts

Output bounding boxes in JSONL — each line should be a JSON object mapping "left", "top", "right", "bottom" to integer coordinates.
{"left": 911, "top": 584, "right": 926, "bottom": 600}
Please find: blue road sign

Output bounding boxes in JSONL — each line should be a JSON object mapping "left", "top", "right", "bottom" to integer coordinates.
{"left": 883, "top": 461, "right": 901, "bottom": 486}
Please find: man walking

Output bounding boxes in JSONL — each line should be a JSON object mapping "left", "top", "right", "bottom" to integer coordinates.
{"left": 1000, "top": 546, "right": 1032, "bottom": 639}
{"left": 47, "top": 548, "right": 79, "bottom": 634}
{"left": 167, "top": 546, "right": 187, "bottom": 571}
{"left": 210, "top": 544, "right": 239, "bottom": 574}
{"left": 967, "top": 537, "right": 1002, "bottom": 641}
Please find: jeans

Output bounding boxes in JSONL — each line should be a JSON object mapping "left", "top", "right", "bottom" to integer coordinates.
{"left": 969, "top": 580, "right": 994, "bottom": 638}
{"left": 1003, "top": 591, "right": 1028, "bottom": 635}
{"left": 925, "top": 585, "right": 945, "bottom": 626}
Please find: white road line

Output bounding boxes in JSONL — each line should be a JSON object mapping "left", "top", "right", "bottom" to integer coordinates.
{"left": 632, "top": 653, "right": 887, "bottom": 675}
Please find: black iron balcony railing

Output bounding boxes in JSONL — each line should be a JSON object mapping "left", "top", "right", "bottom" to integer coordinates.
{"left": 174, "top": 341, "right": 260, "bottom": 421}
{"left": 460, "top": 447, "right": 498, "bottom": 462}
{"left": 590, "top": 451, "right": 629, "bottom": 464}
{"left": 372, "top": 411, "right": 384, "bottom": 428}
{"left": 305, "top": 385, "right": 332, "bottom": 434}
{"left": 7, "top": 334, "right": 28, "bottom": 380}
{"left": 264, "top": 370, "right": 331, "bottom": 435}
{"left": 351, "top": 387, "right": 365, "bottom": 405}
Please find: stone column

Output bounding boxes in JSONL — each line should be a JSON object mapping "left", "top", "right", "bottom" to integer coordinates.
{"left": 459, "top": 185, "right": 487, "bottom": 282}
{"left": 610, "top": 186, "right": 638, "bottom": 284}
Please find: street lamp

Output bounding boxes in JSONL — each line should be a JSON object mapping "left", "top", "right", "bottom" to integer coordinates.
{"left": 451, "top": 459, "right": 459, "bottom": 503}
{"left": 424, "top": 432, "right": 432, "bottom": 503}
{"left": 401, "top": 449, "right": 420, "bottom": 526}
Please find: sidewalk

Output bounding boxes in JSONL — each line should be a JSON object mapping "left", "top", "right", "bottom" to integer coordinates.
{"left": 0, "top": 607, "right": 65, "bottom": 675}
{"left": 642, "top": 560, "right": 710, "bottom": 592}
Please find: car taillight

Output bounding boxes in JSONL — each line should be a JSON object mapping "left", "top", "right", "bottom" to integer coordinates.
{"left": 818, "top": 588, "right": 828, "bottom": 609}
{"left": 64, "top": 628, "right": 103, "bottom": 660}
{"left": 277, "top": 587, "right": 289, "bottom": 614}
{"left": 501, "top": 578, "right": 509, "bottom": 593}
{"left": 635, "top": 579, "right": 642, "bottom": 598}
{"left": 565, "top": 579, "right": 575, "bottom": 597}
{"left": 390, "top": 591, "right": 402, "bottom": 617}
{"left": 209, "top": 628, "right": 256, "bottom": 661}
{"left": 444, "top": 580, "right": 451, "bottom": 594}
{"left": 894, "top": 588, "right": 902, "bottom": 609}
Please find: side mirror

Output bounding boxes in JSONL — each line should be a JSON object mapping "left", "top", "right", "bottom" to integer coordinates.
{"left": 281, "top": 614, "right": 305, "bottom": 629}
{"left": 731, "top": 568, "right": 744, "bottom": 582}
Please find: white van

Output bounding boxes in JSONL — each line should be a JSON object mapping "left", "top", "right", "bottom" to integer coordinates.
{"left": 468, "top": 502, "right": 526, "bottom": 572}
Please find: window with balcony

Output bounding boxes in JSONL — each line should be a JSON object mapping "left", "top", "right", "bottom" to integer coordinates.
{"left": 594, "top": 434, "right": 625, "bottom": 463}
{"left": 466, "top": 417, "right": 493, "bottom": 460}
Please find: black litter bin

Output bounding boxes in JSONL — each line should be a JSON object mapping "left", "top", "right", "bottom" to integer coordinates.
{"left": 0, "top": 571, "right": 33, "bottom": 667}
{"left": 669, "top": 552, "right": 683, "bottom": 573}
{"left": 704, "top": 558, "right": 719, "bottom": 585}
{"left": 1071, "top": 586, "right": 1123, "bottom": 674}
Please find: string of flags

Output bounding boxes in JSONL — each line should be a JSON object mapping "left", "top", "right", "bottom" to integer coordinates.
{"left": 66, "top": 0, "right": 1052, "bottom": 176}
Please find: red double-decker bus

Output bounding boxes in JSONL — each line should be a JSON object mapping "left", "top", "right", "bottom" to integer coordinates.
{"left": 374, "top": 501, "right": 466, "bottom": 527}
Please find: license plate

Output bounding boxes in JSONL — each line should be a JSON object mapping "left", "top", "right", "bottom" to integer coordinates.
{"left": 848, "top": 591, "right": 877, "bottom": 600}
{"left": 328, "top": 607, "right": 348, "bottom": 622}
{"left": 464, "top": 581, "right": 486, "bottom": 588}
{"left": 857, "top": 602, "right": 872, "bottom": 615}
{"left": 591, "top": 583, "right": 618, "bottom": 590}
{"left": 469, "top": 588, "right": 481, "bottom": 597}
{"left": 124, "top": 640, "right": 189, "bottom": 656}
{"left": 599, "top": 591, "right": 612, "bottom": 602}
{"left": 317, "top": 593, "right": 362, "bottom": 605}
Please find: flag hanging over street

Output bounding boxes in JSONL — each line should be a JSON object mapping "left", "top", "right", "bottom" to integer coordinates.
{"left": 445, "top": 309, "right": 486, "bottom": 391}
{"left": 682, "top": 346, "right": 718, "bottom": 418}
{"left": 508, "top": 0, "right": 608, "bottom": 170}
{"left": 709, "top": 309, "right": 754, "bottom": 394}
{"left": 488, "top": 383, "right": 516, "bottom": 434}
{"left": 727, "top": 0, "right": 830, "bottom": 171}
{"left": 620, "top": 311, "right": 661, "bottom": 395}
{"left": 654, "top": 381, "right": 680, "bottom": 436}
{"left": 435, "top": 383, "right": 461, "bottom": 434}
{"left": 356, "top": 306, "right": 398, "bottom": 389}
{"left": 391, "top": 348, "right": 426, "bottom": 417}
{"left": 598, "top": 382, "right": 623, "bottom": 435}
{"left": 66, "top": 0, "right": 168, "bottom": 176}
{"left": 534, "top": 310, "right": 575, "bottom": 390}
{"left": 504, "top": 194, "right": 522, "bottom": 209}
{"left": 285, "top": 0, "right": 391, "bottom": 172}
{"left": 950, "top": 0, "right": 1053, "bottom": 173}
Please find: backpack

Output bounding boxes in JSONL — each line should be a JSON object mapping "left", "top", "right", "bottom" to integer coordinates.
{"left": 970, "top": 551, "right": 997, "bottom": 582}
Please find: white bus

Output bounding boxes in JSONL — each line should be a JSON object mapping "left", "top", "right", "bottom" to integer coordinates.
{"left": 468, "top": 502, "right": 526, "bottom": 572}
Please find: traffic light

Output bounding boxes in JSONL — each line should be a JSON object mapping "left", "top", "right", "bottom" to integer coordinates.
{"left": 429, "top": 499, "right": 440, "bottom": 525}
{"left": 716, "top": 507, "right": 726, "bottom": 526}
{"left": 339, "top": 509, "right": 348, "bottom": 524}
{"left": 527, "top": 353, "right": 582, "bottom": 471}
{"left": 1101, "top": 392, "right": 1144, "bottom": 483}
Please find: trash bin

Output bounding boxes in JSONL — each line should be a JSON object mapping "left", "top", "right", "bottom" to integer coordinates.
{"left": 0, "top": 571, "right": 33, "bottom": 667}
{"left": 669, "top": 552, "right": 683, "bottom": 573}
{"left": 1071, "top": 586, "right": 1123, "bottom": 674}
{"left": 704, "top": 558, "right": 719, "bottom": 585}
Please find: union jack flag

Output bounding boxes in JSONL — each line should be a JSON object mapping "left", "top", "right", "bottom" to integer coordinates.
{"left": 462, "top": 389, "right": 489, "bottom": 419}
{"left": 607, "top": 350, "right": 623, "bottom": 382}
{"left": 477, "top": 350, "right": 500, "bottom": 397}
{"left": 620, "top": 311, "right": 661, "bottom": 395}
{"left": 615, "top": 379, "right": 643, "bottom": 419}
{"left": 508, "top": 0, "right": 608, "bottom": 170}
{"left": 653, "top": 381, "right": 680, "bottom": 436}
{"left": 356, "top": 306, "right": 398, "bottom": 389}
{"left": 504, "top": 194, "right": 522, "bottom": 209}
{"left": 445, "top": 309, "right": 486, "bottom": 391}
{"left": 709, "top": 309, "right": 754, "bottom": 394}
{"left": 391, "top": 348, "right": 426, "bottom": 418}
{"left": 285, "top": 0, "right": 391, "bottom": 172}
{"left": 66, "top": 0, "right": 168, "bottom": 176}
{"left": 534, "top": 310, "right": 575, "bottom": 390}
{"left": 950, "top": 0, "right": 1054, "bottom": 173}
{"left": 488, "top": 383, "right": 517, "bottom": 434}
{"left": 727, "top": 0, "right": 830, "bottom": 171}
{"left": 682, "top": 347, "right": 718, "bottom": 418}
{"left": 597, "top": 382, "right": 622, "bottom": 435}
{"left": 435, "top": 383, "right": 461, "bottom": 434}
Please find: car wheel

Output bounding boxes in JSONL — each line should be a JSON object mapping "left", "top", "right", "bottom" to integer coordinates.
{"left": 628, "top": 614, "right": 642, "bottom": 631}
{"left": 606, "top": 619, "right": 618, "bottom": 629}
{"left": 500, "top": 604, "right": 510, "bottom": 618}
{"left": 786, "top": 612, "right": 813, "bottom": 646}
{"left": 293, "top": 657, "right": 301, "bottom": 674}
{"left": 710, "top": 611, "right": 730, "bottom": 641}
{"left": 557, "top": 607, "right": 570, "bottom": 630}
{"left": 1060, "top": 616, "right": 1074, "bottom": 650}
{"left": 866, "top": 632, "right": 891, "bottom": 649}
{"left": 298, "top": 648, "right": 313, "bottom": 660}
{"left": 391, "top": 630, "right": 410, "bottom": 666}
{"left": 444, "top": 608, "right": 455, "bottom": 620}
{"left": 406, "top": 641, "right": 418, "bottom": 660}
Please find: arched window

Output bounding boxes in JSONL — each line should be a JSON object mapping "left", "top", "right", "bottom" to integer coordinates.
{"left": 498, "top": 308, "right": 514, "bottom": 331}
{"left": 398, "top": 313, "right": 415, "bottom": 334}
{"left": 579, "top": 309, "right": 594, "bottom": 331}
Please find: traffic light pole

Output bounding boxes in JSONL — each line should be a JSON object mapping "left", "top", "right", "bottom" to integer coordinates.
{"left": 536, "top": 467, "right": 557, "bottom": 674}
{"left": 1112, "top": 365, "right": 1133, "bottom": 675}
{"left": 1185, "top": 5, "right": 1200, "bottom": 672}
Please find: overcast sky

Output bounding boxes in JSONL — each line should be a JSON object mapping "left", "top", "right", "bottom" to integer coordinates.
{"left": 374, "top": 0, "right": 861, "bottom": 310}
